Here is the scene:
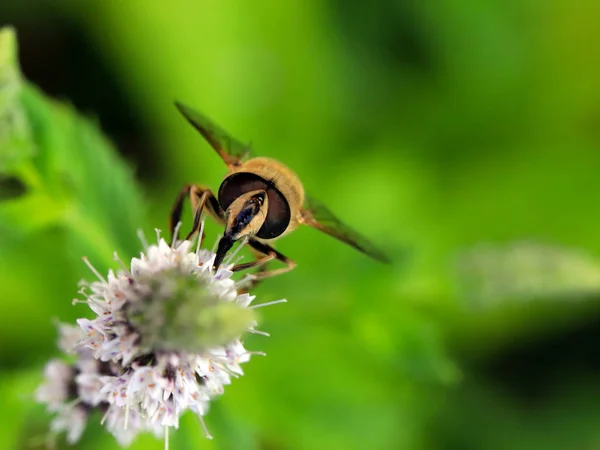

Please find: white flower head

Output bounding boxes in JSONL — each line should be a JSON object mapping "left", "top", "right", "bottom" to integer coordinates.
{"left": 36, "top": 228, "right": 286, "bottom": 448}
{"left": 35, "top": 359, "right": 73, "bottom": 412}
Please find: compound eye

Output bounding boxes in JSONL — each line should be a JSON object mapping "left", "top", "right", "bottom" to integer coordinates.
{"left": 218, "top": 173, "right": 291, "bottom": 239}
{"left": 256, "top": 189, "right": 290, "bottom": 239}
{"left": 218, "top": 173, "right": 266, "bottom": 211}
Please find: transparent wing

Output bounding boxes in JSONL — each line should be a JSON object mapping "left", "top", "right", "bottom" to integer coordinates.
{"left": 301, "top": 194, "right": 390, "bottom": 263}
{"left": 175, "top": 101, "right": 252, "bottom": 167}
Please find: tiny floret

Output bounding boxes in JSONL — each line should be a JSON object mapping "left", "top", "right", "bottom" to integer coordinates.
{"left": 36, "top": 230, "right": 285, "bottom": 448}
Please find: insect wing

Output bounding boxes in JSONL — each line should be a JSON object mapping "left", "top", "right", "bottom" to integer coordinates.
{"left": 301, "top": 194, "right": 390, "bottom": 263}
{"left": 175, "top": 101, "right": 252, "bottom": 167}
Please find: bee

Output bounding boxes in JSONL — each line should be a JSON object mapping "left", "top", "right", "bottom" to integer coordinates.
{"left": 170, "top": 102, "right": 389, "bottom": 285}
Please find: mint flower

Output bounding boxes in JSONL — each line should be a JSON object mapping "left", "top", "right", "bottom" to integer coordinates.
{"left": 36, "top": 229, "right": 286, "bottom": 448}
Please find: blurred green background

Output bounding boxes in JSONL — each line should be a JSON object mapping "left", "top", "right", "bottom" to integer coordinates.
{"left": 2, "top": 0, "right": 600, "bottom": 449}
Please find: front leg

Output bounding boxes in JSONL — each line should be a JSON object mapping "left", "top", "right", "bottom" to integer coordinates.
{"left": 230, "top": 238, "right": 296, "bottom": 290}
{"left": 169, "top": 184, "right": 225, "bottom": 244}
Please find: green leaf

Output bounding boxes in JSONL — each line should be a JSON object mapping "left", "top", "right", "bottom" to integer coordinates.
{"left": 456, "top": 241, "right": 600, "bottom": 307}
{"left": 0, "top": 26, "right": 34, "bottom": 172}
{"left": 0, "top": 26, "right": 150, "bottom": 366}
{"left": 0, "top": 27, "right": 147, "bottom": 267}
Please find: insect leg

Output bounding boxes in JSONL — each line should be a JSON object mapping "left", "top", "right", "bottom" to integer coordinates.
{"left": 169, "top": 184, "right": 192, "bottom": 244}
{"left": 169, "top": 184, "right": 225, "bottom": 245}
{"left": 185, "top": 185, "right": 225, "bottom": 241}
{"left": 230, "top": 252, "right": 275, "bottom": 272}
{"left": 232, "top": 238, "right": 296, "bottom": 290}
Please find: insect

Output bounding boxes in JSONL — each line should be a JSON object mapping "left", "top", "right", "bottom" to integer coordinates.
{"left": 170, "top": 102, "right": 390, "bottom": 285}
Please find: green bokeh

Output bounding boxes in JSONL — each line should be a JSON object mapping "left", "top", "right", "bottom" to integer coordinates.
{"left": 2, "top": 0, "right": 600, "bottom": 449}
